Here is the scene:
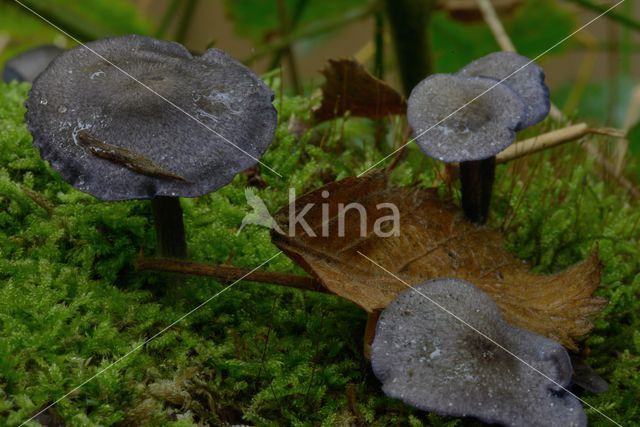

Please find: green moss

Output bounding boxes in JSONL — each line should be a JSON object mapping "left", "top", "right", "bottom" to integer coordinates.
{"left": 0, "top": 81, "right": 638, "bottom": 426}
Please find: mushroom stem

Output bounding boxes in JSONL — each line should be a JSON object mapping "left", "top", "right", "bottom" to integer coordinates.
{"left": 151, "top": 196, "right": 187, "bottom": 258}
{"left": 459, "top": 157, "right": 495, "bottom": 224}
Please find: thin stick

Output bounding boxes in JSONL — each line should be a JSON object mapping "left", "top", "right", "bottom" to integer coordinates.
{"left": 497, "top": 123, "right": 589, "bottom": 163}
{"left": 589, "top": 127, "right": 627, "bottom": 138}
{"left": 136, "top": 256, "right": 328, "bottom": 293}
{"left": 496, "top": 124, "right": 628, "bottom": 163}
{"left": 440, "top": 123, "right": 623, "bottom": 164}
{"left": 475, "top": 0, "right": 515, "bottom": 51}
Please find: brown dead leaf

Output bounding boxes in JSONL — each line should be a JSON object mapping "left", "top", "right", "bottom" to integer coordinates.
{"left": 314, "top": 59, "right": 406, "bottom": 122}
{"left": 271, "top": 173, "right": 606, "bottom": 350}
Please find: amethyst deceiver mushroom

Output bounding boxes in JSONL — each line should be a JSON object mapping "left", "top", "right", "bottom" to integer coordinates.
{"left": 371, "top": 278, "right": 586, "bottom": 427}
{"left": 456, "top": 52, "right": 550, "bottom": 130}
{"left": 2, "top": 45, "right": 64, "bottom": 83}
{"left": 25, "top": 35, "right": 277, "bottom": 258}
{"left": 407, "top": 52, "right": 550, "bottom": 224}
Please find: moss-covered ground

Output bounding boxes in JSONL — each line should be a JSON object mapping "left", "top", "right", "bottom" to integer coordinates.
{"left": 1, "top": 80, "right": 638, "bottom": 426}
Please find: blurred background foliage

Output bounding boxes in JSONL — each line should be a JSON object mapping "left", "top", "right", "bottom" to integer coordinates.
{"left": 1, "top": 1, "right": 639, "bottom": 128}
{"left": 2, "top": 0, "right": 638, "bottom": 175}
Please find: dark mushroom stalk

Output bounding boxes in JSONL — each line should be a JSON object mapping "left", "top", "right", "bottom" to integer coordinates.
{"left": 408, "top": 52, "right": 550, "bottom": 224}
{"left": 371, "top": 278, "right": 586, "bottom": 427}
{"left": 459, "top": 156, "right": 496, "bottom": 223}
{"left": 151, "top": 196, "right": 187, "bottom": 258}
{"left": 73, "top": 128, "right": 192, "bottom": 257}
{"left": 25, "top": 35, "right": 277, "bottom": 259}
{"left": 456, "top": 52, "right": 550, "bottom": 222}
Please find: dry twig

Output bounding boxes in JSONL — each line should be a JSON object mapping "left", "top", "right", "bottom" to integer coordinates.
{"left": 136, "top": 256, "right": 327, "bottom": 293}
{"left": 496, "top": 123, "right": 625, "bottom": 164}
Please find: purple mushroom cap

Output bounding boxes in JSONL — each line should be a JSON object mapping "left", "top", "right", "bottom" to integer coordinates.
{"left": 407, "top": 74, "right": 524, "bottom": 162}
{"left": 371, "top": 278, "right": 586, "bottom": 427}
{"left": 456, "top": 51, "right": 550, "bottom": 130}
{"left": 25, "top": 35, "right": 277, "bottom": 201}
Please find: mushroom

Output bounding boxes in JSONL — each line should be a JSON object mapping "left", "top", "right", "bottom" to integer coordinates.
{"left": 2, "top": 45, "right": 64, "bottom": 83}
{"left": 371, "top": 278, "right": 586, "bottom": 427}
{"left": 456, "top": 52, "right": 550, "bottom": 130}
{"left": 407, "top": 73, "right": 524, "bottom": 223}
{"left": 25, "top": 35, "right": 277, "bottom": 258}
{"left": 407, "top": 52, "right": 550, "bottom": 223}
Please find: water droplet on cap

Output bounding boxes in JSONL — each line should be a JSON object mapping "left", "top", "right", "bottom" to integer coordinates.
{"left": 90, "top": 70, "right": 105, "bottom": 80}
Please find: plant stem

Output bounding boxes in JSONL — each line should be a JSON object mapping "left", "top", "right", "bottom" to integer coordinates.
{"left": 274, "top": 0, "right": 302, "bottom": 94}
{"left": 373, "top": 11, "right": 385, "bottom": 79}
{"left": 565, "top": 0, "right": 640, "bottom": 32}
{"left": 459, "top": 157, "right": 496, "bottom": 224}
{"left": 475, "top": 0, "right": 515, "bottom": 51}
{"left": 268, "top": 0, "right": 309, "bottom": 69}
{"left": 384, "top": 0, "right": 436, "bottom": 96}
{"left": 175, "top": 0, "right": 198, "bottom": 43}
{"left": 155, "top": 0, "right": 181, "bottom": 38}
{"left": 373, "top": 11, "right": 386, "bottom": 150}
{"left": 151, "top": 196, "right": 187, "bottom": 258}
{"left": 243, "top": 6, "right": 373, "bottom": 64}
{"left": 136, "top": 256, "right": 327, "bottom": 293}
